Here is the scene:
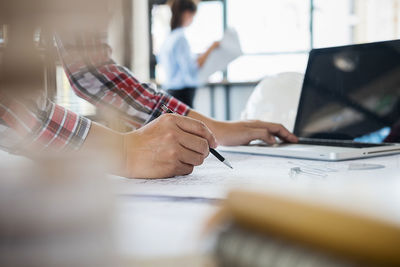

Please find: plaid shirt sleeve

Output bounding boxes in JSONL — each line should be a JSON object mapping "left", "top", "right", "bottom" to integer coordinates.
{"left": 0, "top": 91, "right": 91, "bottom": 154}
{"left": 55, "top": 32, "right": 190, "bottom": 129}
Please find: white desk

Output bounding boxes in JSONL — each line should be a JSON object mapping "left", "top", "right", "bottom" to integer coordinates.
{"left": 113, "top": 152, "right": 400, "bottom": 265}
{"left": 115, "top": 197, "right": 217, "bottom": 266}
{"left": 1, "top": 150, "right": 399, "bottom": 266}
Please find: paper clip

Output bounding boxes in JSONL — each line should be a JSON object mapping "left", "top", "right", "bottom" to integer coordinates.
{"left": 289, "top": 167, "right": 328, "bottom": 178}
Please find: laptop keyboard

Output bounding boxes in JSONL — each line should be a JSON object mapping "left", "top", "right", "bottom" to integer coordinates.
{"left": 298, "top": 138, "right": 391, "bottom": 148}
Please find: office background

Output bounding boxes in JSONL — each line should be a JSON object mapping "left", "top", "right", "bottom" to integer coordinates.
{"left": 2, "top": 0, "right": 399, "bottom": 123}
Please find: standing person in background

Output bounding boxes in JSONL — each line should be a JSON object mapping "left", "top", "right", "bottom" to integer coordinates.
{"left": 158, "top": 0, "right": 220, "bottom": 108}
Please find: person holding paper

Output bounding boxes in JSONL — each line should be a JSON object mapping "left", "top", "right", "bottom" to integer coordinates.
{"left": 158, "top": 0, "right": 219, "bottom": 107}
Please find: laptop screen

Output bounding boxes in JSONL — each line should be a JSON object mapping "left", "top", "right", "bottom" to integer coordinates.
{"left": 294, "top": 40, "right": 400, "bottom": 144}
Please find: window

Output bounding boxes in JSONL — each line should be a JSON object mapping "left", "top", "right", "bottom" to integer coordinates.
{"left": 151, "top": 1, "right": 223, "bottom": 54}
{"left": 228, "top": 0, "right": 311, "bottom": 54}
{"left": 185, "top": 1, "right": 224, "bottom": 53}
{"left": 227, "top": 0, "right": 310, "bottom": 82}
{"left": 150, "top": 0, "right": 400, "bottom": 83}
{"left": 354, "top": 0, "right": 400, "bottom": 43}
{"left": 228, "top": 54, "right": 309, "bottom": 82}
{"left": 313, "top": 0, "right": 355, "bottom": 48}
{"left": 56, "top": 66, "right": 96, "bottom": 116}
{"left": 186, "top": 1, "right": 224, "bottom": 82}
{"left": 314, "top": 0, "right": 400, "bottom": 48}
{"left": 151, "top": 4, "right": 172, "bottom": 57}
{"left": 151, "top": 0, "right": 224, "bottom": 84}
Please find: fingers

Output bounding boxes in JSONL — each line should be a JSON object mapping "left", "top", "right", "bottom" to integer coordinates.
{"left": 265, "top": 123, "right": 298, "bottom": 143}
{"left": 174, "top": 115, "right": 218, "bottom": 148}
{"left": 247, "top": 126, "right": 298, "bottom": 145}
{"left": 155, "top": 114, "right": 212, "bottom": 177}
{"left": 212, "top": 41, "right": 220, "bottom": 49}
{"left": 177, "top": 130, "right": 210, "bottom": 157}
{"left": 160, "top": 147, "right": 199, "bottom": 177}
{"left": 248, "top": 128, "right": 276, "bottom": 145}
{"left": 246, "top": 121, "right": 298, "bottom": 143}
{"left": 175, "top": 161, "right": 194, "bottom": 176}
{"left": 164, "top": 160, "right": 194, "bottom": 177}
{"left": 178, "top": 145, "right": 206, "bottom": 166}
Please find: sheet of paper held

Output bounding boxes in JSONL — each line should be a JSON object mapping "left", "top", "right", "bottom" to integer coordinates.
{"left": 197, "top": 28, "right": 243, "bottom": 84}
{"left": 111, "top": 152, "right": 400, "bottom": 224}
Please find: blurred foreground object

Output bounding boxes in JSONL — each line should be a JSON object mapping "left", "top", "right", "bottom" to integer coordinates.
{"left": 241, "top": 72, "right": 304, "bottom": 132}
{"left": 0, "top": 154, "right": 117, "bottom": 267}
{"left": 209, "top": 190, "right": 400, "bottom": 267}
{"left": 0, "top": 0, "right": 116, "bottom": 155}
{"left": 0, "top": 0, "right": 112, "bottom": 30}
{"left": 0, "top": 0, "right": 113, "bottom": 97}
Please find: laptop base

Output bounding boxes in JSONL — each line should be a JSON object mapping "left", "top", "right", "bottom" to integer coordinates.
{"left": 219, "top": 143, "right": 400, "bottom": 161}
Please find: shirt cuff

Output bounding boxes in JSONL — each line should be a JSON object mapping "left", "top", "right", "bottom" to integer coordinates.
{"left": 146, "top": 90, "right": 190, "bottom": 124}
{"left": 29, "top": 104, "right": 92, "bottom": 152}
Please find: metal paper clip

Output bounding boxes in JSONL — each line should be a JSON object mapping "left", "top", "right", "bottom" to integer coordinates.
{"left": 289, "top": 167, "right": 328, "bottom": 178}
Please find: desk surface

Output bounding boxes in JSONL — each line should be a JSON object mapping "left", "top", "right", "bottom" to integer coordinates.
{"left": 1, "top": 150, "right": 399, "bottom": 266}
{"left": 114, "top": 152, "right": 400, "bottom": 218}
{"left": 115, "top": 197, "right": 217, "bottom": 265}
{"left": 113, "top": 151, "right": 400, "bottom": 264}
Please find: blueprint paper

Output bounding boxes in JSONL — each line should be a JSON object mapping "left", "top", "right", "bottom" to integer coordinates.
{"left": 1, "top": 148, "right": 400, "bottom": 225}
{"left": 112, "top": 152, "right": 400, "bottom": 196}
{"left": 198, "top": 28, "right": 243, "bottom": 84}
{"left": 111, "top": 151, "right": 400, "bottom": 224}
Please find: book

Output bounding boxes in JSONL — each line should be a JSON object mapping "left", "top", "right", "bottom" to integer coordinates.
{"left": 215, "top": 224, "right": 352, "bottom": 267}
{"left": 209, "top": 190, "right": 400, "bottom": 267}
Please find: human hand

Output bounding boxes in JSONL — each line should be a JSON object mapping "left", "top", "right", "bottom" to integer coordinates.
{"left": 211, "top": 41, "right": 221, "bottom": 50}
{"left": 198, "top": 41, "right": 221, "bottom": 67}
{"left": 122, "top": 114, "right": 218, "bottom": 179}
{"left": 209, "top": 120, "right": 298, "bottom": 146}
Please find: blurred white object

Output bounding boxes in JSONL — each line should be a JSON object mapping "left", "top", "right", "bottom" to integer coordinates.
{"left": 198, "top": 28, "right": 243, "bottom": 84}
{"left": 0, "top": 154, "right": 117, "bottom": 267}
{"left": 241, "top": 72, "right": 304, "bottom": 132}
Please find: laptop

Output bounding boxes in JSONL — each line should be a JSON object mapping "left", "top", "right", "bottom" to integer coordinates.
{"left": 221, "top": 40, "right": 400, "bottom": 161}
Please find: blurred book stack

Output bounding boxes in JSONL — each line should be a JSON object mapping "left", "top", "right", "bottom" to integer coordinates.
{"left": 211, "top": 190, "right": 400, "bottom": 267}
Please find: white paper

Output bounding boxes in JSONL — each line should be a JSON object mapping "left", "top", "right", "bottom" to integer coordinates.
{"left": 111, "top": 152, "right": 400, "bottom": 224}
{"left": 198, "top": 28, "right": 243, "bottom": 84}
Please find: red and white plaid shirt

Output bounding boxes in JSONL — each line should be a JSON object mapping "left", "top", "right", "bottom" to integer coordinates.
{"left": 0, "top": 31, "right": 189, "bottom": 154}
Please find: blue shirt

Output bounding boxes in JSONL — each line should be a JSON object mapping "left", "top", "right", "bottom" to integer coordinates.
{"left": 158, "top": 28, "right": 199, "bottom": 90}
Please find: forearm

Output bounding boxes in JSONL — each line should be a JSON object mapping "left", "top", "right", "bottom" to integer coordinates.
{"left": 187, "top": 109, "right": 222, "bottom": 141}
{"left": 197, "top": 41, "right": 220, "bottom": 68}
{"left": 55, "top": 32, "right": 190, "bottom": 128}
{"left": 0, "top": 89, "right": 92, "bottom": 154}
{"left": 80, "top": 122, "right": 126, "bottom": 176}
{"left": 187, "top": 109, "right": 298, "bottom": 146}
{"left": 197, "top": 53, "right": 208, "bottom": 68}
{"left": 197, "top": 46, "right": 215, "bottom": 67}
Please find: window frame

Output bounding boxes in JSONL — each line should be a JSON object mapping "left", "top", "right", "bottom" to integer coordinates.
{"left": 148, "top": 0, "right": 317, "bottom": 82}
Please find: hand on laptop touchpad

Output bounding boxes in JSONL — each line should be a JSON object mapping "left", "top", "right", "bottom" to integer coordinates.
{"left": 249, "top": 139, "right": 286, "bottom": 147}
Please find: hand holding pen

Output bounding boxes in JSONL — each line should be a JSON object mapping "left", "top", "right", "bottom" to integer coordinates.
{"left": 119, "top": 108, "right": 223, "bottom": 178}
{"left": 161, "top": 105, "right": 233, "bottom": 169}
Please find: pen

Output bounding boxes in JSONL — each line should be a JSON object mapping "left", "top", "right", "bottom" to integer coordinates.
{"left": 161, "top": 105, "right": 233, "bottom": 169}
